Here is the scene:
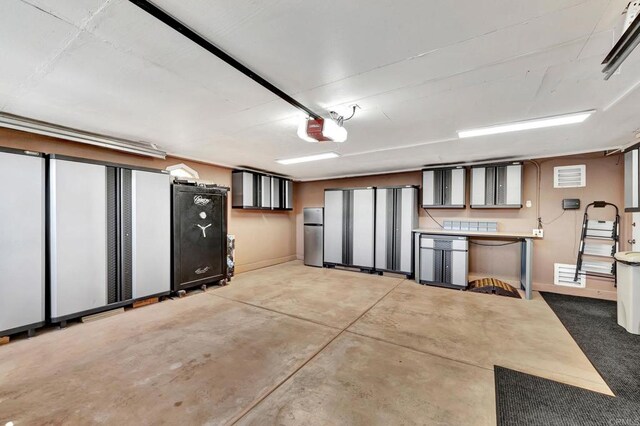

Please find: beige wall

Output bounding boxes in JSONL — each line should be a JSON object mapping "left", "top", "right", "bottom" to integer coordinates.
{"left": 1, "top": 126, "right": 625, "bottom": 299}
{"left": 296, "top": 153, "right": 626, "bottom": 300}
{"left": 0, "top": 128, "right": 297, "bottom": 273}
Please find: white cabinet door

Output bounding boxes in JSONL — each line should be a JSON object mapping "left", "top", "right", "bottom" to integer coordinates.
{"left": 450, "top": 168, "right": 466, "bottom": 206}
{"left": 352, "top": 189, "right": 375, "bottom": 268}
{"left": 631, "top": 213, "right": 640, "bottom": 252}
{"left": 471, "top": 167, "right": 486, "bottom": 206}
{"left": 50, "top": 159, "right": 107, "bottom": 319}
{"left": 0, "top": 151, "right": 45, "bottom": 333}
{"left": 399, "top": 187, "right": 417, "bottom": 273}
{"left": 323, "top": 190, "right": 343, "bottom": 264}
{"left": 505, "top": 164, "right": 522, "bottom": 206}
{"left": 132, "top": 170, "right": 171, "bottom": 298}
{"left": 625, "top": 150, "right": 639, "bottom": 210}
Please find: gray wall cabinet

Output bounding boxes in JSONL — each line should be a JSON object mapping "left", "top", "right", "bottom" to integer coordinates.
{"left": 470, "top": 163, "right": 523, "bottom": 208}
{"left": 232, "top": 170, "right": 292, "bottom": 210}
{"left": 422, "top": 167, "right": 465, "bottom": 208}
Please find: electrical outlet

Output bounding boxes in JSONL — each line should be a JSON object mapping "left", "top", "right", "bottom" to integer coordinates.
{"left": 533, "top": 229, "right": 544, "bottom": 237}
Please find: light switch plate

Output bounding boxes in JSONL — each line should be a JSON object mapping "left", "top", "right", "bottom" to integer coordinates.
{"left": 533, "top": 229, "right": 544, "bottom": 237}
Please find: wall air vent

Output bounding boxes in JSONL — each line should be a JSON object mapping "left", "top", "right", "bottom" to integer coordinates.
{"left": 554, "top": 165, "right": 586, "bottom": 188}
{"left": 554, "top": 263, "right": 586, "bottom": 288}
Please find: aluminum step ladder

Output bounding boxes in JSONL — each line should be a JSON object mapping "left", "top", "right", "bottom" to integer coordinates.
{"left": 575, "top": 201, "right": 619, "bottom": 282}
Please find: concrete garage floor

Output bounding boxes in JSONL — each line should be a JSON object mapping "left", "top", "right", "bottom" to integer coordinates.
{"left": 0, "top": 261, "right": 611, "bottom": 425}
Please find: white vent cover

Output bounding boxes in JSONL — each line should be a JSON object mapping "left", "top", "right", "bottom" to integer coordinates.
{"left": 554, "top": 263, "right": 586, "bottom": 288}
{"left": 554, "top": 165, "right": 586, "bottom": 188}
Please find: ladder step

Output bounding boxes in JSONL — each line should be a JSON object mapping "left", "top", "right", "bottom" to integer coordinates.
{"left": 585, "top": 220, "right": 615, "bottom": 238}
{"left": 585, "top": 230, "right": 615, "bottom": 239}
{"left": 582, "top": 243, "right": 615, "bottom": 257}
{"left": 586, "top": 220, "right": 615, "bottom": 231}
{"left": 579, "top": 260, "right": 614, "bottom": 275}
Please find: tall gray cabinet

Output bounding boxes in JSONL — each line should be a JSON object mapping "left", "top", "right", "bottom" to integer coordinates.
{"left": 375, "top": 186, "right": 418, "bottom": 276}
{"left": 0, "top": 148, "right": 45, "bottom": 337}
{"left": 49, "top": 155, "right": 171, "bottom": 324}
{"left": 324, "top": 187, "right": 375, "bottom": 269}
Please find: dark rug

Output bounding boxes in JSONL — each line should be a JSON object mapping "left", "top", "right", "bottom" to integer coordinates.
{"left": 495, "top": 293, "right": 640, "bottom": 426}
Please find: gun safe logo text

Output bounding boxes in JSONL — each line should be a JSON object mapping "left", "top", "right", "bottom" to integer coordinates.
{"left": 194, "top": 195, "right": 211, "bottom": 206}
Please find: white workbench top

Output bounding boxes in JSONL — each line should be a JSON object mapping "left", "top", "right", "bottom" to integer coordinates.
{"left": 413, "top": 228, "right": 542, "bottom": 239}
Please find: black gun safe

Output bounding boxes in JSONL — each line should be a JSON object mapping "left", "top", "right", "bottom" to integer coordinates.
{"left": 172, "top": 182, "right": 228, "bottom": 292}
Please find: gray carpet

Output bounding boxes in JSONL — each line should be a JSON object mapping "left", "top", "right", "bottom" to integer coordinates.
{"left": 495, "top": 293, "right": 640, "bottom": 426}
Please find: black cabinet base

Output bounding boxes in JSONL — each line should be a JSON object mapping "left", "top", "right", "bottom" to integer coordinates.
{"left": 49, "top": 291, "right": 170, "bottom": 324}
{"left": 173, "top": 274, "right": 227, "bottom": 294}
{"left": 1, "top": 321, "right": 45, "bottom": 338}
{"left": 418, "top": 280, "right": 467, "bottom": 290}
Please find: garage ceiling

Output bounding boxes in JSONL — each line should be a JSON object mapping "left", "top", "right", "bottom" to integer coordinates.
{"left": 1, "top": 0, "right": 639, "bottom": 180}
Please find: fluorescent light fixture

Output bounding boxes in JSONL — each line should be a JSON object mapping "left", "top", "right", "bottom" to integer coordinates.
{"left": 0, "top": 112, "right": 166, "bottom": 158}
{"left": 166, "top": 163, "right": 199, "bottom": 179}
{"left": 276, "top": 152, "right": 340, "bottom": 165}
{"left": 458, "top": 110, "right": 595, "bottom": 139}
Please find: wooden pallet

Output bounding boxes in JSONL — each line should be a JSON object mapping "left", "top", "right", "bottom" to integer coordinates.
{"left": 132, "top": 297, "right": 159, "bottom": 309}
{"left": 81, "top": 307, "right": 125, "bottom": 323}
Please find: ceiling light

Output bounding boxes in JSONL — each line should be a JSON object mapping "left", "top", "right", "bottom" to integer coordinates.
{"left": 0, "top": 112, "right": 166, "bottom": 158}
{"left": 276, "top": 152, "right": 340, "bottom": 165}
{"left": 166, "top": 163, "right": 199, "bottom": 179}
{"left": 457, "top": 110, "right": 595, "bottom": 139}
{"left": 297, "top": 117, "right": 347, "bottom": 143}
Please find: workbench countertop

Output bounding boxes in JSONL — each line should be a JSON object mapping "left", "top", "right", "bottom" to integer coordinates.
{"left": 413, "top": 228, "right": 542, "bottom": 239}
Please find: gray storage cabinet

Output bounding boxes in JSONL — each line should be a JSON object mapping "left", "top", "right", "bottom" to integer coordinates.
{"left": 471, "top": 163, "right": 522, "bottom": 208}
{"left": 324, "top": 188, "right": 375, "bottom": 269}
{"left": 49, "top": 155, "right": 170, "bottom": 323}
{"left": 415, "top": 234, "right": 469, "bottom": 288}
{"left": 375, "top": 186, "right": 418, "bottom": 275}
{"left": 271, "top": 177, "right": 294, "bottom": 210}
{"left": 625, "top": 148, "right": 640, "bottom": 212}
{"left": 422, "top": 167, "right": 465, "bottom": 208}
{"left": 0, "top": 148, "right": 45, "bottom": 337}
{"left": 232, "top": 170, "right": 292, "bottom": 210}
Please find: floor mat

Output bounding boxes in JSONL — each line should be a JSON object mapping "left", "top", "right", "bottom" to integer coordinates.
{"left": 495, "top": 292, "right": 640, "bottom": 426}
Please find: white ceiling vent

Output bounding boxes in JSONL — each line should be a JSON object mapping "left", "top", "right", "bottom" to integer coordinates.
{"left": 554, "top": 263, "right": 586, "bottom": 288}
{"left": 554, "top": 165, "right": 586, "bottom": 188}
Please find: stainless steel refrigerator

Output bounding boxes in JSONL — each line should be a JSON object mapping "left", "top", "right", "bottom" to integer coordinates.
{"left": 304, "top": 207, "right": 323, "bottom": 267}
